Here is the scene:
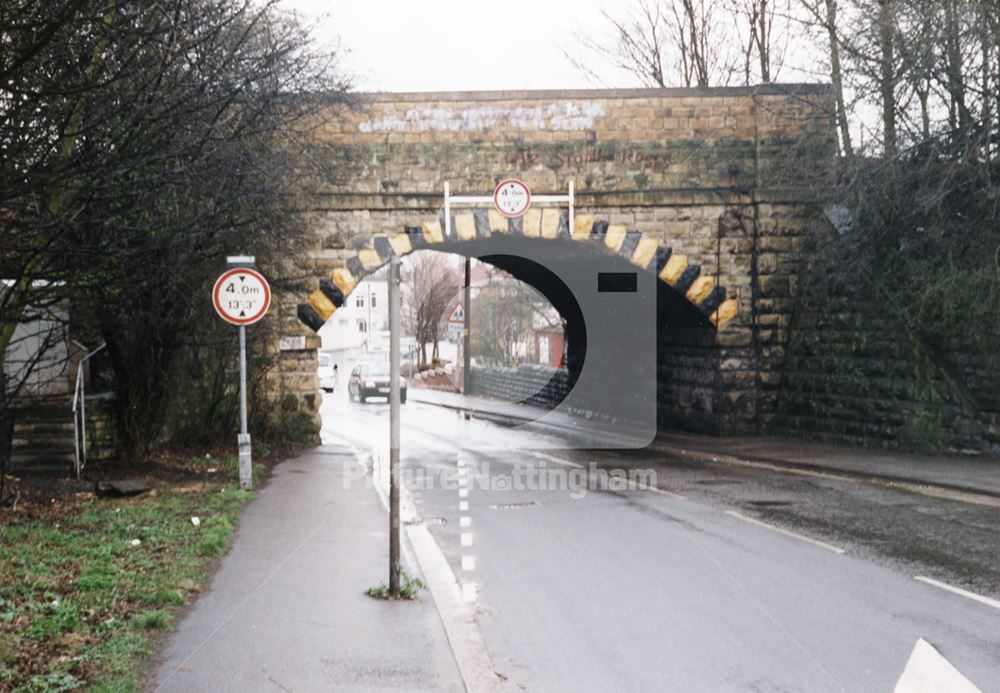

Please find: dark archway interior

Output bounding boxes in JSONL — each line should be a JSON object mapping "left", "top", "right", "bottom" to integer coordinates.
{"left": 431, "top": 238, "right": 720, "bottom": 433}
{"left": 477, "top": 253, "right": 586, "bottom": 390}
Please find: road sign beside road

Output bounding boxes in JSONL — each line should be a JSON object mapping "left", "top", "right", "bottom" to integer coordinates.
{"left": 447, "top": 303, "right": 465, "bottom": 334}
{"left": 213, "top": 268, "right": 271, "bottom": 325}
{"left": 213, "top": 260, "right": 270, "bottom": 490}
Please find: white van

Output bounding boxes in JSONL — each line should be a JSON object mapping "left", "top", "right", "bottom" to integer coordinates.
{"left": 317, "top": 352, "right": 337, "bottom": 392}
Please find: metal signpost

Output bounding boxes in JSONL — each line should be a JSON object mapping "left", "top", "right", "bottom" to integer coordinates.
{"left": 464, "top": 258, "right": 471, "bottom": 393}
{"left": 388, "top": 253, "right": 401, "bottom": 595}
{"left": 212, "top": 257, "right": 271, "bottom": 490}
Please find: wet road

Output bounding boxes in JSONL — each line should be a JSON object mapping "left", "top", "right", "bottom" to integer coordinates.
{"left": 320, "top": 387, "right": 1000, "bottom": 692}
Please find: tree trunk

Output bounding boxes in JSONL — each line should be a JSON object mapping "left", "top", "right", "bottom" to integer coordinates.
{"left": 824, "top": 0, "right": 853, "bottom": 161}
{"left": 877, "top": 0, "right": 897, "bottom": 159}
{"left": 943, "top": 0, "right": 971, "bottom": 142}
{"left": 758, "top": 0, "right": 771, "bottom": 83}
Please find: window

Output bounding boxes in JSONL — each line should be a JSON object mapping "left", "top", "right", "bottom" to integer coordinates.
{"left": 371, "top": 294, "right": 376, "bottom": 308}
{"left": 358, "top": 320, "right": 367, "bottom": 333}
{"left": 356, "top": 295, "right": 364, "bottom": 308}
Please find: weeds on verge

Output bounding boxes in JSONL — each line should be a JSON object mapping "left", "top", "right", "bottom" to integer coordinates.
{"left": 366, "top": 568, "right": 425, "bottom": 601}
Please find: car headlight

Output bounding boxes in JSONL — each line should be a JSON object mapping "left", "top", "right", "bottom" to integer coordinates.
{"left": 365, "top": 380, "right": 376, "bottom": 388}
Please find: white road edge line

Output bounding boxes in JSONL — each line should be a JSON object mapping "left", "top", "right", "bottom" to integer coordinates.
{"left": 525, "top": 450, "right": 583, "bottom": 468}
{"left": 526, "top": 450, "right": 686, "bottom": 499}
{"left": 631, "top": 480, "right": 686, "bottom": 500}
{"left": 913, "top": 576, "right": 1000, "bottom": 611}
{"left": 725, "top": 510, "right": 846, "bottom": 555}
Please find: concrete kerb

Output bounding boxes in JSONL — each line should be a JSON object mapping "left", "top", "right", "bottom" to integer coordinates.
{"left": 343, "top": 441, "right": 503, "bottom": 693}
{"left": 648, "top": 442, "right": 1000, "bottom": 507}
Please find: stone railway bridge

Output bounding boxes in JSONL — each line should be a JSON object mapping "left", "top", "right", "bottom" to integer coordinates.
{"left": 271, "top": 84, "right": 839, "bottom": 440}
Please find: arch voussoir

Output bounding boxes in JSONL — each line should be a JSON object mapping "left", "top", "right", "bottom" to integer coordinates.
{"left": 297, "top": 216, "right": 740, "bottom": 333}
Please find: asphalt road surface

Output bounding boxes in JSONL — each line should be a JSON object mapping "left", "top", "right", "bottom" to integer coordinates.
{"left": 320, "top": 386, "right": 1000, "bottom": 692}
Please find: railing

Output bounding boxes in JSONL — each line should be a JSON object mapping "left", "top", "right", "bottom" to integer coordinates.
{"left": 72, "top": 343, "right": 105, "bottom": 479}
{"left": 442, "top": 180, "right": 575, "bottom": 237}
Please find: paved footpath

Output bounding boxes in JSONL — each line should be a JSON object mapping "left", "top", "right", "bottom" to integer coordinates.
{"left": 150, "top": 446, "right": 463, "bottom": 693}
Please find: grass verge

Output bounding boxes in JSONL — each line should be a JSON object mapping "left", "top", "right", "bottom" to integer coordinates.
{"left": 0, "top": 456, "right": 257, "bottom": 691}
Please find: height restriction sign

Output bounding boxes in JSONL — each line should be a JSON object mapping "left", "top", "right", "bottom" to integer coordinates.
{"left": 213, "top": 268, "right": 271, "bottom": 325}
{"left": 493, "top": 179, "right": 531, "bottom": 218}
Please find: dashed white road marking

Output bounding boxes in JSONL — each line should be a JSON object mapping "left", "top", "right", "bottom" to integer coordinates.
{"left": 893, "top": 638, "right": 982, "bottom": 692}
{"left": 405, "top": 523, "right": 500, "bottom": 692}
{"left": 456, "top": 453, "right": 478, "bottom": 606}
{"left": 461, "top": 582, "right": 479, "bottom": 603}
{"left": 725, "top": 510, "right": 846, "bottom": 555}
{"left": 913, "top": 576, "right": 1000, "bottom": 611}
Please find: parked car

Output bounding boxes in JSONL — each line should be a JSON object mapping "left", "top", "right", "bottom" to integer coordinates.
{"left": 348, "top": 362, "right": 406, "bottom": 403}
{"left": 317, "top": 352, "right": 337, "bottom": 392}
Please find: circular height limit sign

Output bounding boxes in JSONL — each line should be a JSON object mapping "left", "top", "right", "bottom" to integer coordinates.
{"left": 493, "top": 179, "right": 531, "bottom": 218}
{"left": 213, "top": 268, "right": 271, "bottom": 325}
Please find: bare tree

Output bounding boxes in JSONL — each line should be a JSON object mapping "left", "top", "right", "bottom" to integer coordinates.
{"left": 2, "top": 0, "right": 346, "bottom": 458}
{"left": 567, "top": 0, "right": 739, "bottom": 88}
{"left": 402, "top": 252, "right": 461, "bottom": 368}
{"left": 729, "top": 0, "right": 792, "bottom": 83}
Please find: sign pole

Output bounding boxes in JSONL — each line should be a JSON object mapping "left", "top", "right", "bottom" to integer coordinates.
{"left": 389, "top": 253, "right": 401, "bottom": 596}
{"left": 238, "top": 324, "right": 252, "bottom": 490}
{"left": 464, "top": 257, "right": 471, "bottom": 394}
{"left": 213, "top": 256, "right": 270, "bottom": 492}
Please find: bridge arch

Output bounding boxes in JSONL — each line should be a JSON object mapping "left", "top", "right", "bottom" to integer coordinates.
{"left": 296, "top": 211, "right": 739, "bottom": 443}
{"left": 297, "top": 211, "right": 738, "bottom": 333}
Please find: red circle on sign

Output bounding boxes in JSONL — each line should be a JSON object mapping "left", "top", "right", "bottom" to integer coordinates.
{"left": 492, "top": 179, "right": 532, "bottom": 218}
{"left": 212, "top": 268, "right": 272, "bottom": 326}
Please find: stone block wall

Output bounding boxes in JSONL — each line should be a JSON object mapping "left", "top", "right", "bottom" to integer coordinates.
{"left": 279, "top": 85, "right": 837, "bottom": 438}
{"left": 469, "top": 365, "right": 570, "bottom": 408}
{"left": 84, "top": 396, "right": 117, "bottom": 463}
{"left": 773, "top": 226, "right": 1000, "bottom": 454}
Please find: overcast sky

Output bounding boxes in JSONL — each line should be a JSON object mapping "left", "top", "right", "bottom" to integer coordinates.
{"left": 280, "top": 0, "right": 640, "bottom": 91}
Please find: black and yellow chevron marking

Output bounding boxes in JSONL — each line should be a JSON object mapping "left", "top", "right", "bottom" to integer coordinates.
{"left": 298, "top": 218, "right": 739, "bottom": 333}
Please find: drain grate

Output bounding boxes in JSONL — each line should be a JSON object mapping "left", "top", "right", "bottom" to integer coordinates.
{"left": 745, "top": 500, "right": 792, "bottom": 508}
{"left": 489, "top": 501, "right": 541, "bottom": 510}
